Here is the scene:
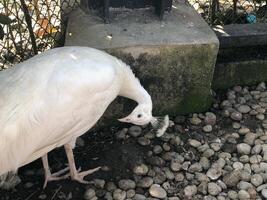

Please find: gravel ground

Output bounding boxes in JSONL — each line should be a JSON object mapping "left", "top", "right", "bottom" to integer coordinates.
{"left": 1, "top": 82, "right": 267, "bottom": 200}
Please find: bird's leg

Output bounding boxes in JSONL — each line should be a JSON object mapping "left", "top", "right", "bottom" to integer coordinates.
{"left": 41, "top": 154, "right": 70, "bottom": 188}
{"left": 64, "top": 143, "right": 101, "bottom": 184}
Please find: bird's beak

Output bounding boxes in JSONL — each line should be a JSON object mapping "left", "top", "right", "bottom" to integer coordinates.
{"left": 118, "top": 116, "right": 130, "bottom": 123}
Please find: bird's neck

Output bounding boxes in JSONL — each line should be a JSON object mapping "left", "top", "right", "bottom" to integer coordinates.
{"left": 119, "top": 63, "right": 152, "bottom": 107}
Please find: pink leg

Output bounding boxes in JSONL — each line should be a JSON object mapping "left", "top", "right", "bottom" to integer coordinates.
{"left": 41, "top": 154, "right": 69, "bottom": 188}
{"left": 64, "top": 143, "right": 101, "bottom": 184}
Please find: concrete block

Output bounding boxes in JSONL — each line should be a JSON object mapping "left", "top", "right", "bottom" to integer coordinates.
{"left": 214, "top": 24, "right": 267, "bottom": 48}
{"left": 213, "top": 60, "right": 267, "bottom": 90}
{"left": 65, "top": 2, "right": 219, "bottom": 117}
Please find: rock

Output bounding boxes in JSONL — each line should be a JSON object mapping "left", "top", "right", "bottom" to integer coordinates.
{"left": 210, "top": 142, "right": 222, "bottom": 152}
{"left": 250, "top": 155, "right": 262, "bottom": 164}
{"left": 149, "top": 184, "right": 167, "bottom": 199}
{"left": 244, "top": 163, "right": 252, "bottom": 173}
{"left": 169, "top": 136, "right": 181, "bottom": 146}
{"left": 24, "top": 182, "right": 34, "bottom": 188}
{"left": 237, "top": 143, "right": 251, "bottom": 155}
{"left": 204, "top": 112, "right": 216, "bottom": 125}
{"left": 256, "top": 183, "right": 267, "bottom": 192}
{"left": 247, "top": 187, "right": 257, "bottom": 200}
{"left": 262, "top": 151, "right": 267, "bottom": 162}
{"left": 233, "top": 162, "right": 244, "bottom": 170}
{"left": 84, "top": 188, "right": 96, "bottom": 200}
{"left": 208, "top": 182, "right": 222, "bottom": 196}
{"left": 137, "top": 177, "right": 153, "bottom": 188}
{"left": 168, "top": 197, "right": 180, "bottom": 200}
{"left": 223, "top": 170, "right": 242, "bottom": 187}
{"left": 218, "top": 152, "right": 231, "bottom": 159}
{"left": 147, "top": 156, "right": 165, "bottom": 167}
{"left": 175, "top": 173, "right": 185, "bottom": 182}
{"left": 252, "top": 144, "right": 262, "bottom": 154}
{"left": 95, "top": 190, "right": 106, "bottom": 198}
{"left": 190, "top": 117, "right": 202, "bottom": 125}
{"left": 227, "top": 190, "right": 238, "bottom": 199}
{"left": 262, "top": 189, "right": 267, "bottom": 198}
{"left": 216, "top": 180, "right": 227, "bottom": 190}
{"left": 188, "top": 139, "right": 202, "bottom": 148}
{"left": 153, "top": 169, "right": 167, "bottom": 184}
{"left": 244, "top": 133, "right": 257, "bottom": 145}
{"left": 251, "top": 174, "right": 263, "bottom": 186}
{"left": 174, "top": 115, "right": 186, "bottom": 124}
{"left": 202, "top": 149, "right": 215, "bottom": 158}
{"left": 106, "top": 182, "right": 117, "bottom": 192}
{"left": 105, "top": 192, "right": 113, "bottom": 200}
{"left": 256, "top": 113, "right": 265, "bottom": 120}
{"left": 113, "top": 189, "right": 126, "bottom": 200}
{"left": 163, "top": 167, "right": 175, "bottom": 180}
{"left": 133, "top": 164, "right": 149, "bottom": 175}
{"left": 185, "top": 172, "right": 194, "bottom": 181}
{"left": 239, "top": 155, "right": 250, "bottom": 163}
{"left": 237, "top": 105, "right": 251, "bottom": 113}
{"left": 240, "top": 171, "right": 251, "bottom": 182}
{"left": 118, "top": 179, "right": 136, "bottom": 190}
{"left": 128, "top": 126, "right": 142, "bottom": 137}
{"left": 184, "top": 185, "right": 197, "bottom": 197}
{"left": 200, "top": 157, "right": 210, "bottom": 170}
{"left": 238, "top": 127, "right": 250, "bottom": 135}
{"left": 222, "top": 143, "right": 236, "bottom": 153}
{"left": 198, "top": 144, "right": 210, "bottom": 152}
{"left": 238, "top": 190, "right": 250, "bottom": 200}
{"left": 203, "top": 125, "right": 212, "bottom": 133}
{"left": 138, "top": 137, "right": 150, "bottom": 146}
{"left": 206, "top": 164, "right": 222, "bottom": 180}
{"left": 170, "top": 159, "right": 182, "bottom": 172}
{"left": 182, "top": 161, "right": 191, "bottom": 170}
{"left": 94, "top": 179, "right": 105, "bottom": 189}
{"left": 126, "top": 189, "right": 135, "bottom": 198}
{"left": 133, "top": 194, "right": 146, "bottom": 200}
{"left": 237, "top": 181, "right": 253, "bottom": 190}
{"left": 203, "top": 195, "right": 217, "bottom": 200}
{"left": 188, "top": 162, "right": 203, "bottom": 173}
{"left": 38, "top": 194, "right": 47, "bottom": 200}
{"left": 232, "top": 122, "right": 241, "bottom": 129}
{"left": 116, "top": 128, "right": 128, "bottom": 140}
{"left": 197, "top": 181, "right": 208, "bottom": 195}
{"left": 162, "top": 143, "right": 171, "bottom": 151}
{"left": 230, "top": 111, "right": 242, "bottom": 121}
{"left": 256, "top": 82, "right": 266, "bottom": 91}
{"left": 153, "top": 145, "right": 163, "bottom": 154}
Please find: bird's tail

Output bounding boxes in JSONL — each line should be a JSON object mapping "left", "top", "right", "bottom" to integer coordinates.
{"left": 0, "top": 171, "right": 21, "bottom": 190}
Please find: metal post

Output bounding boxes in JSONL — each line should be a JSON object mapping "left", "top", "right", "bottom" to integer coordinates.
{"left": 20, "top": 0, "right": 38, "bottom": 55}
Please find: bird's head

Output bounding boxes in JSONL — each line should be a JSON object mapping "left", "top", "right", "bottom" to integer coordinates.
{"left": 118, "top": 104, "right": 152, "bottom": 126}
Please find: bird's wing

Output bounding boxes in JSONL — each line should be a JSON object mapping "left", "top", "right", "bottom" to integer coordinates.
{"left": 0, "top": 47, "right": 120, "bottom": 171}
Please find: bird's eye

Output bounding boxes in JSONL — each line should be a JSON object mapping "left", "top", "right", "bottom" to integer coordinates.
{"left": 137, "top": 114, "right": 142, "bottom": 118}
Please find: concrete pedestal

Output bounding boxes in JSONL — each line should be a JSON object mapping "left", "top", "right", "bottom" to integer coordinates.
{"left": 65, "top": 2, "right": 219, "bottom": 118}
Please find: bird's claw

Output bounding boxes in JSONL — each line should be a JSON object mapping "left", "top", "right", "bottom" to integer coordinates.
{"left": 71, "top": 166, "right": 101, "bottom": 184}
{"left": 43, "top": 167, "right": 70, "bottom": 189}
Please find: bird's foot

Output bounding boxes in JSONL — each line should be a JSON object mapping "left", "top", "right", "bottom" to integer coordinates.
{"left": 43, "top": 167, "right": 70, "bottom": 189}
{"left": 71, "top": 166, "right": 101, "bottom": 184}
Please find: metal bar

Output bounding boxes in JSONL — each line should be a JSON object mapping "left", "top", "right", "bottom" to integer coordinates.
{"left": 211, "top": 0, "right": 216, "bottom": 25}
{"left": 103, "top": 0, "right": 110, "bottom": 23}
{"left": 20, "top": 0, "right": 38, "bottom": 55}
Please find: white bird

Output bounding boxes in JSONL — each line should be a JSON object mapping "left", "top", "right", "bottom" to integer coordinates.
{"left": 0, "top": 46, "right": 168, "bottom": 188}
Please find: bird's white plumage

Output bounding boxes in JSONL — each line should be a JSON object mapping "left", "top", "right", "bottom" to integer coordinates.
{"left": 0, "top": 47, "right": 130, "bottom": 175}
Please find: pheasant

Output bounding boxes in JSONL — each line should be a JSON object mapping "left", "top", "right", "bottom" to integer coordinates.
{"left": 0, "top": 46, "right": 168, "bottom": 188}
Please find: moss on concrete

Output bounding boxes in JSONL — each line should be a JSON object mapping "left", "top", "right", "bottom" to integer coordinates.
{"left": 213, "top": 60, "right": 267, "bottom": 90}
{"left": 102, "top": 43, "right": 218, "bottom": 119}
